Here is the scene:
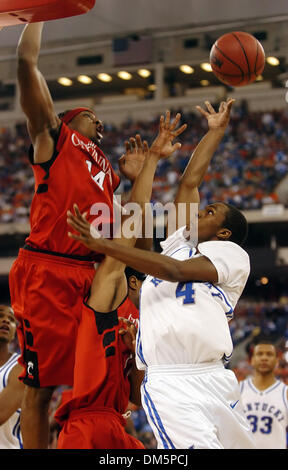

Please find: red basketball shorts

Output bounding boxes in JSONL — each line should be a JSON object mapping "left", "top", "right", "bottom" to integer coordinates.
{"left": 57, "top": 407, "right": 145, "bottom": 449}
{"left": 9, "top": 248, "right": 96, "bottom": 388}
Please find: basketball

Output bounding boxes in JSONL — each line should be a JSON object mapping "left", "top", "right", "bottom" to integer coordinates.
{"left": 210, "top": 31, "right": 265, "bottom": 87}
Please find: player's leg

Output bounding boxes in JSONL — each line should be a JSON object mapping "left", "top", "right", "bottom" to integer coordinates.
{"left": 20, "top": 385, "right": 54, "bottom": 449}
{"left": 9, "top": 250, "right": 95, "bottom": 448}
{"left": 216, "top": 400, "right": 256, "bottom": 449}
{"left": 141, "top": 368, "right": 224, "bottom": 449}
{"left": 213, "top": 369, "right": 256, "bottom": 449}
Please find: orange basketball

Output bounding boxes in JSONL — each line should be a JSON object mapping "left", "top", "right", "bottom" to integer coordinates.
{"left": 210, "top": 31, "right": 265, "bottom": 87}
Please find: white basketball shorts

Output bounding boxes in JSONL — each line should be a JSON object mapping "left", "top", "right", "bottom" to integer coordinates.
{"left": 141, "top": 361, "right": 256, "bottom": 449}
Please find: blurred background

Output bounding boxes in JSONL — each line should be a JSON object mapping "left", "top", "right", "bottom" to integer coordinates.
{"left": 1, "top": 0, "right": 288, "bottom": 448}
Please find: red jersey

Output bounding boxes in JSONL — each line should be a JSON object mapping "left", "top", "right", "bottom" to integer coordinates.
{"left": 118, "top": 296, "right": 140, "bottom": 329}
{"left": 54, "top": 296, "right": 139, "bottom": 426}
{"left": 26, "top": 122, "right": 120, "bottom": 257}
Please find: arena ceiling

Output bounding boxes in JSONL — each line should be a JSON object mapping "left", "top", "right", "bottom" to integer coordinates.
{"left": 2, "top": 0, "right": 288, "bottom": 47}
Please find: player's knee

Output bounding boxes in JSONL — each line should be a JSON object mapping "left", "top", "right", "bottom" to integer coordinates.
{"left": 22, "top": 385, "right": 54, "bottom": 411}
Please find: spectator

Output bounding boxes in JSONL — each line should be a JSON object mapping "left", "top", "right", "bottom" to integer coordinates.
{"left": 1, "top": 104, "right": 288, "bottom": 224}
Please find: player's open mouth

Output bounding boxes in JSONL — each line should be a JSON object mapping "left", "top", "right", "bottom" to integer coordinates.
{"left": 96, "top": 131, "right": 103, "bottom": 140}
{"left": 0, "top": 325, "right": 9, "bottom": 333}
{"left": 95, "top": 122, "right": 104, "bottom": 141}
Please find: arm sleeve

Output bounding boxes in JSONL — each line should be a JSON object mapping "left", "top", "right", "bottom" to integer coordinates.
{"left": 197, "top": 240, "right": 250, "bottom": 287}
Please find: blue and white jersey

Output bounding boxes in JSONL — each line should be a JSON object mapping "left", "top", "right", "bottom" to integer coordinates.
{"left": 136, "top": 226, "right": 250, "bottom": 368}
{"left": 240, "top": 378, "right": 288, "bottom": 449}
{"left": 0, "top": 353, "right": 23, "bottom": 449}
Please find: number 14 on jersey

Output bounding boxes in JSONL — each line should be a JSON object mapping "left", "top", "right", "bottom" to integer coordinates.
{"left": 86, "top": 160, "right": 106, "bottom": 191}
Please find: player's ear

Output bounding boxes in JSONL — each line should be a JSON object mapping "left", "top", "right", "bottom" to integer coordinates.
{"left": 127, "top": 275, "right": 138, "bottom": 291}
{"left": 217, "top": 227, "right": 232, "bottom": 241}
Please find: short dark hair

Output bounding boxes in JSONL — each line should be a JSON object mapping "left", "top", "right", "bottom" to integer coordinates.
{"left": 247, "top": 335, "right": 277, "bottom": 358}
{"left": 250, "top": 338, "right": 277, "bottom": 357}
{"left": 58, "top": 110, "right": 72, "bottom": 120}
{"left": 221, "top": 203, "right": 248, "bottom": 246}
{"left": 253, "top": 337, "right": 276, "bottom": 348}
{"left": 125, "top": 267, "right": 146, "bottom": 282}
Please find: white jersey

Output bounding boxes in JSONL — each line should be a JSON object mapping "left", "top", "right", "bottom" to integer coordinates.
{"left": 0, "top": 353, "right": 23, "bottom": 449}
{"left": 136, "top": 226, "right": 250, "bottom": 369}
{"left": 240, "top": 377, "right": 288, "bottom": 449}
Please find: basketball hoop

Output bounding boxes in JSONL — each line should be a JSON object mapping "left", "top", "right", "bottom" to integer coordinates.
{"left": 0, "top": 0, "right": 96, "bottom": 26}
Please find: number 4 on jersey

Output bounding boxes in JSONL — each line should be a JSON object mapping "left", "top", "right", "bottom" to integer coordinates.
{"left": 176, "top": 282, "right": 195, "bottom": 304}
{"left": 86, "top": 160, "right": 106, "bottom": 190}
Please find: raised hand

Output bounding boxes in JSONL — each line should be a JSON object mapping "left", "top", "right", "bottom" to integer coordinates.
{"left": 118, "top": 134, "right": 149, "bottom": 182}
{"left": 196, "top": 98, "right": 235, "bottom": 131}
{"left": 67, "top": 204, "right": 104, "bottom": 251}
{"left": 150, "top": 110, "right": 187, "bottom": 158}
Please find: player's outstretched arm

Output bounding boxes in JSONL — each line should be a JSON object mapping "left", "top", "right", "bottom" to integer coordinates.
{"left": 17, "top": 22, "right": 61, "bottom": 162}
{"left": 67, "top": 211, "right": 218, "bottom": 284}
{"left": 127, "top": 112, "right": 186, "bottom": 206}
{"left": 171, "top": 99, "right": 235, "bottom": 234}
{"left": 123, "top": 111, "right": 187, "bottom": 249}
{"left": 118, "top": 110, "right": 186, "bottom": 183}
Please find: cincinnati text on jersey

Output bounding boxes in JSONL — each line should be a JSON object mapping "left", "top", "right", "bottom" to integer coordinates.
{"left": 71, "top": 133, "right": 113, "bottom": 185}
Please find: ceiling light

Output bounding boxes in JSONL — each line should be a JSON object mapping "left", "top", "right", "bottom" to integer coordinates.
{"left": 138, "top": 69, "right": 151, "bottom": 78}
{"left": 200, "top": 62, "right": 213, "bottom": 72}
{"left": 77, "top": 75, "right": 93, "bottom": 84}
{"left": 97, "top": 73, "right": 113, "bottom": 82}
{"left": 117, "top": 71, "right": 132, "bottom": 80}
{"left": 266, "top": 56, "right": 279, "bottom": 66}
{"left": 200, "top": 80, "right": 210, "bottom": 86}
{"left": 57, "top": 77, "right": 73, "bottom": 86}
{"left": 179, "top": 65, "right": 194, "bottom": 74}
